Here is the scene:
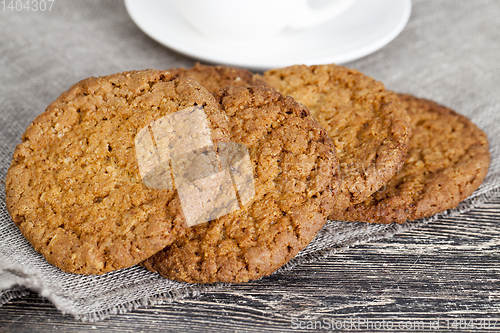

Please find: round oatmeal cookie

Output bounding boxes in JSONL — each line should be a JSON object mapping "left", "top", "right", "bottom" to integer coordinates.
{"left": 333, "top": 94, "right": 490, "bottom": 224}
{"left": 141, "top": 85, "right": 341, "bottom": 283}
{"left": 257, "top": 64, "right": 411, "bottom": 212}
{"left": 168, "top": 63, "right": 266, "bottom": 95}
{"left": 5, "top": 69, "right": 230, "bottom": 274}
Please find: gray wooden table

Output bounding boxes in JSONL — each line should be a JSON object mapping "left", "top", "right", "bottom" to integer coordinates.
{"left": 1, "top": 197, "right": 499, "bottom": 332}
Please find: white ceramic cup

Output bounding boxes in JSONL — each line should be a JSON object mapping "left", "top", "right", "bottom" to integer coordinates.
{"left": 174, "top": 0, "right": 357, "bottom": 44}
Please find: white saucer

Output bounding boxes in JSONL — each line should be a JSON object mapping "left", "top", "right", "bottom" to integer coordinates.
{"left": 125, "top": 0, "right": 411, "bottom": 71}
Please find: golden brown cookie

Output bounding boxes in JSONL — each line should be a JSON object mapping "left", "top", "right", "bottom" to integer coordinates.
{"left": 5, "top": 69, "right": 230, "bottom": 274}
{"left": 333, "top": 94, "right": 490, "bottom": 224}
{"left": 258, "top": 64, "right": 411, "bottom": 212}
{"left": 168, "top": 63, "right": 266, "bottom": 94}
{"left": 141, "top": 86, "right": 341, "bottom": 283}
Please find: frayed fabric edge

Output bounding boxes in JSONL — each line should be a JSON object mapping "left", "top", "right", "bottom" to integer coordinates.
{"left": 72, "top": 282, "right": 228, "bottom": 322}
{"left": 0, "top": 286, "right": 30, "bottom": 306}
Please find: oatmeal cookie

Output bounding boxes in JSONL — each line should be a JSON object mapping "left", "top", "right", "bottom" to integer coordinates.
{"left": 142, "top": 86, "right": 340, "bottom": 283}
{"left": 168, "top": 63, "right": 266, "bottom": 94}
{"left": 258, "top": 64, "right": 411, "bottom": 212}
{"left": 334, "top": 94, "right": 490, "bottom": 224}
{"left": 5, "top": 69, "right": 230, "bottom": 274}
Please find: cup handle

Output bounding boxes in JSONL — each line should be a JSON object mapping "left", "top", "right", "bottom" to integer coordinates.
{"left": 287, "top": 0, "right": 356, "bottom": 30}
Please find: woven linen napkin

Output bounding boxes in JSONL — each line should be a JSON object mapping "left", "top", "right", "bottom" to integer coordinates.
{"left": 1, "top": 0, "right": 500, "bottom": 321}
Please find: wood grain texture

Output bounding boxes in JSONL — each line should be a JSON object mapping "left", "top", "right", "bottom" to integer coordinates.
{"left": 1, "top": 197, "right": 499, "bottom": 333}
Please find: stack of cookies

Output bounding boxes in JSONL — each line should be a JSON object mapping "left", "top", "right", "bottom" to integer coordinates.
{"left": 5, "top": 63, "right": 490, "bottom": 284}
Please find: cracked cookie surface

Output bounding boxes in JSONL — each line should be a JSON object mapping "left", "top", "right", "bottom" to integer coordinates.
{"left": 258, "top": 64, "right": 411, "bottom": 213}
{"left": 5, "top": 69, "right": 230, "bottom": 274}
{"left": 334, "top": 94, "right": 490, "bottom": 224}
{"left": 141, "top": 86, "right": 340, "bottom": 283}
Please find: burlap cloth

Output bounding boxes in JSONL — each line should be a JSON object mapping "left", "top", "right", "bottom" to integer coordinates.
{"left": 1, "top": 0, "right": 499, "bottom": 322}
